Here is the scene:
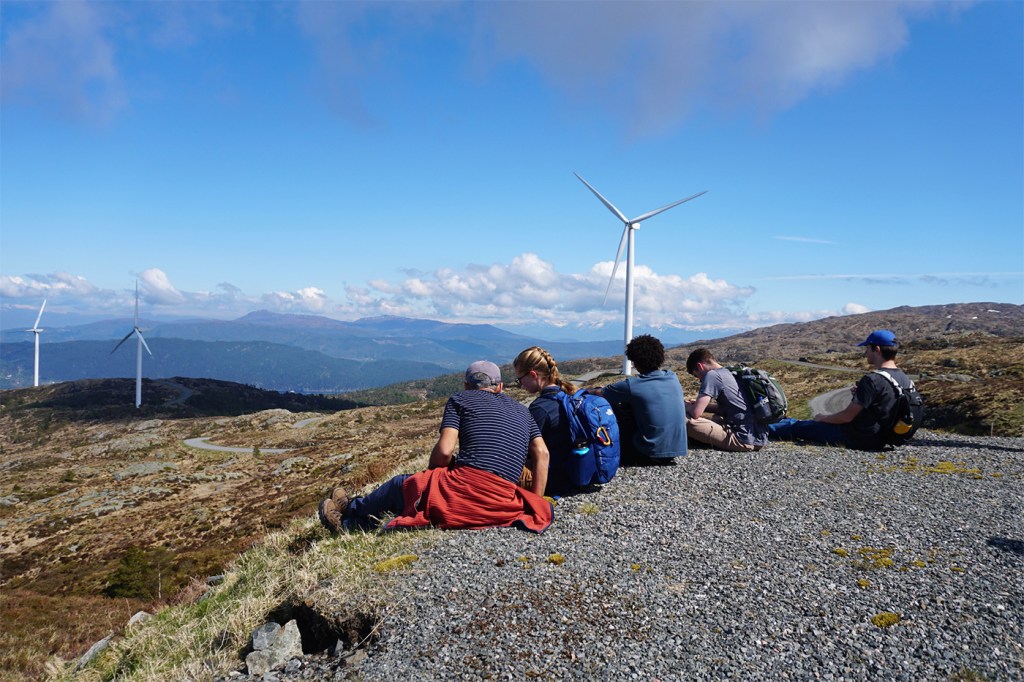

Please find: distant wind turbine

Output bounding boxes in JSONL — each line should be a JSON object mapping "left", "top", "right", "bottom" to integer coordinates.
{"left": 574, "top": 172, "right": 706, "bottom": 375}
{"left": 26, "top": 299, "right": 46, "bottom": 387}
{"left": 111, "top": 282, "right": 152, "bottom": 408}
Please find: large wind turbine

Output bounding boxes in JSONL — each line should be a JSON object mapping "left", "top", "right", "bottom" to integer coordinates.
{"left": 26, "top": 299, "right": 46, "bottom": 387}
{"left": 575, "top": 172, "right": 706, "bottom": 375}
{"left": 111, "top": 283, "right": 152, "bottom": 408}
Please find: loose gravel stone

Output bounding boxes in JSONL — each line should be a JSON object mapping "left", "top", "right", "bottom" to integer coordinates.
{"left": 247, "top": 431, "right": 1024, "bottom": 680}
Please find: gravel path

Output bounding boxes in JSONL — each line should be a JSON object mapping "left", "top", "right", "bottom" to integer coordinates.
{"left": 256, "top": 431, "right": 1024, "bottom": 681}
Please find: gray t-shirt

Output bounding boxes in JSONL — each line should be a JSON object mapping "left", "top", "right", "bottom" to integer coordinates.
{"left": 698, "top": 367, "right": 769, "bottom": 446}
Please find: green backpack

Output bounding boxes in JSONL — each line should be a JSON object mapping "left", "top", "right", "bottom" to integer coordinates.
{"left": 727, "top": 366, "right": 789, "bottom": 424}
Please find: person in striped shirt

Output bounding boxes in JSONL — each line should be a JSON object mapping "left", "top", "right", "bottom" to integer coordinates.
{"left": 318, "top": 361, "right": 553, "bottom": 534}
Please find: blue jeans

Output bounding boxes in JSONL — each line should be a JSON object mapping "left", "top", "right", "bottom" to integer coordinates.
{"left": 768, "top": 418, "right": 852, "bottom": 447}
{"left": 344, "top": 473, "right": 411, "bottom": 531}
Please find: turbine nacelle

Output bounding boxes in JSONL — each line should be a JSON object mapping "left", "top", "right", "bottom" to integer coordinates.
{"left": 575, "top": 172, "right": 706, "bottom": 374}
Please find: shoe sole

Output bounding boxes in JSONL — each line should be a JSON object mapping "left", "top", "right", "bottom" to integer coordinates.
{"left": 318, "top": 498, "right": 341, "bottom": 535}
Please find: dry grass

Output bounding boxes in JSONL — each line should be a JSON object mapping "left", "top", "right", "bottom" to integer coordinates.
{"left": 47, "top": 517, "right": 432, "bottom": 681}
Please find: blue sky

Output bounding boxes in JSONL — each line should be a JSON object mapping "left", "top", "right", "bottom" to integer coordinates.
{"left": 2, "top": 0, "right": 1021, "bottom": 340}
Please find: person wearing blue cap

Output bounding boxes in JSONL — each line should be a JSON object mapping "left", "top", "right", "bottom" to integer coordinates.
{"left": 768, "top": 330, "right": 917, "bottom": 450}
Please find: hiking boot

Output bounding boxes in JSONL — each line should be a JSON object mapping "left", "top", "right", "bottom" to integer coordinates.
{"left": 330, "top": 487, "right": 349, "bottom": 507}
{"left": 318, "top": 495, "right": 349, "bottom": 535}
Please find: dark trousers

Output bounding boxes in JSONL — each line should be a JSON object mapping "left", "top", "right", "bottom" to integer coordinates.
{"left": 344, "top": 473, "right": 411, "bottom": 531}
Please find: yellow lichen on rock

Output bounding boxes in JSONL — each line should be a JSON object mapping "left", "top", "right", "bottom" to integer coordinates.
{"left": 871, "top": 612, "right": 901, "bottom": 628}
{"left": 548, "top": 553, "right": 565, "bottom": 565}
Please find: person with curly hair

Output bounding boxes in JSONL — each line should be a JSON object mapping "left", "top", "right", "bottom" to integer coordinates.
{"left": 593, "top": 334, "right": 687, "bottom": 464}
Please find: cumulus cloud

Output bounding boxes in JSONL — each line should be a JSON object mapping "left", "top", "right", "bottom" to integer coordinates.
{"left": 339, "top": 252, "right": 755, "bottom": 331}
{"left": 139, "top": 268, "right": 186, "bottom": 305}
{"left": 0, "top": 271, "right": 99, "bottom": 298}
{"left": 261, "top": 286, "right": 329, "bottom": 313}
{"left": 843, "top": 302, "right": 871, "bottom": 315}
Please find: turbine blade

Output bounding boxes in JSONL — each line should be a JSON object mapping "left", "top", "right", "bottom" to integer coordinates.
{"left": 32, "top": 299, "right": 47, "bottom": 330}
{"left": 134, "top": 281, "right": 140, "bottom": 325}
{"left": 602, "top": 225, "right": 629, "bottom": 306}
{"left": 631, "top": 190, "right": 707, "bottom": 224}
{"left": 112, "top": 329, "right": 135, "bottom": 354}
{"left": 574, "top": 172, "right": 630, "bottom": 225}
{"left": 137, "top": 329, "right": 153, "bottom": 356}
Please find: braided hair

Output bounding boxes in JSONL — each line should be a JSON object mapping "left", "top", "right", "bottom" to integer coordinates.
{"left": 513, "top": 346, "right": 577, "bottom": 394}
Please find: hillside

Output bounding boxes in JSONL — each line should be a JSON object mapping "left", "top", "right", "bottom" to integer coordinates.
{"left": 0, "top": 339, "right": 449, "bottom": 393}
{"left": 0, "top": 312, "right": 625, "bottom": 391}
{"left": 1, "top": 302, "right": 1022, "bottom": 679}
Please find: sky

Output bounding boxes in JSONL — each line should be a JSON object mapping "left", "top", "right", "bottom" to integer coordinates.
{"left": 1, "top": 0, "right": 1022, "bottom": 341}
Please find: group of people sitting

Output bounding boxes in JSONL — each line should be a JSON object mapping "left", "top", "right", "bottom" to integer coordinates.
{"left": 318, "top": 329, "right": 916, "bottom": 536}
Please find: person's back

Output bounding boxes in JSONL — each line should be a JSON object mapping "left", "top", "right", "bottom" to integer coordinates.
{"left": 443, "top": 388, "right": 536, "bottom": 484}
{"left": 769, "top": 330, "right": 916, "bottom": 451}
{"left": 842, "top": 366, "right": 914, "bottom": 450}
{"left": 685, "top": 349, "right": 768, "bottom": 451}
{"left": 599, "top": 335, "right": 687, "bottom": 461}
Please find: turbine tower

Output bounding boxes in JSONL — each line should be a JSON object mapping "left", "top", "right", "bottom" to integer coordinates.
{"left": 575, "top": 172, "right": 706, "bottom": 375}
{"left": 111, "top": 282, "right": 152, "bottom": 408}
{"left": 26, "top": 299, "right": 46, "bottom": 387}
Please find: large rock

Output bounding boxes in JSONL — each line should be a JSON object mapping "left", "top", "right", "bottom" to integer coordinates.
{"left": 245, "top": 620, "right": 303, "bottom": 676}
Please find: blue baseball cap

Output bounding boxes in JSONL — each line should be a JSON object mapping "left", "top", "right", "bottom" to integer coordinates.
{"left": 857, "top": 330, "right": 897, "bottom": 347}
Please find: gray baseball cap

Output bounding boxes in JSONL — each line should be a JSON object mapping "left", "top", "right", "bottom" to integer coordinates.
{"left": 465, "top": 360, "right": 501, "bottom": 387}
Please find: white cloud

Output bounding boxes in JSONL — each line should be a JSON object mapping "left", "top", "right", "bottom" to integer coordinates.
{"left": 464, "top": 1, "right": 952, "bottom": 135}
{"left": 843, "top": 302, "right": 871, "bottom": 315}
{"left": 0, "top": 1, "right": 126, "bottom": 125}
{"left": 261, "top": 286, "right": 328, "bottom": 313}
{"left": 344, "top": 252, "right": 756, "bottom": 330}
{"left": 5, "top": 0, "right": 966, "bottom": 136}
{"left": 0, "top": 272, "right": 98, "bottom": 298}
{"left": 139, "top": 268, "right": 186, "bottom": 305}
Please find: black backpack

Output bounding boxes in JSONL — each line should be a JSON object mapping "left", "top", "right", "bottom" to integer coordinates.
{"left": 872, "top": 370, "right": 925, "bottom": 445}
{"left": 727, "top": 366, "right": 788, "bottom": 424}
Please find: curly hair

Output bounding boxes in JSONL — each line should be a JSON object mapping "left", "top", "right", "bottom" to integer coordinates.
{"left": 625, "top": 334, "right": 665, "bottom": 374}
{"left": 513, "top": 346, "right": 577, "bottom": 394}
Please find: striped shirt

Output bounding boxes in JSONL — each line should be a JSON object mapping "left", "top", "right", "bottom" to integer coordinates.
{"left": 440, "top": 389, "right": 541, "bottom": 483}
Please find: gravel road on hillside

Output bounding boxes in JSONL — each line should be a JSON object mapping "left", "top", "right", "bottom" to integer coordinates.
{"left": 260, "top": 431, "right": 1024, "bottom": 681}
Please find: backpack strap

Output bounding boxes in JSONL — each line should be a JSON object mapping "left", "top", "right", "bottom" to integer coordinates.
{"left": 553, "top": 389, "right": 587, "bottom": 445}
{"left": 872, "top": 369, "right": 904, "bottom": 396}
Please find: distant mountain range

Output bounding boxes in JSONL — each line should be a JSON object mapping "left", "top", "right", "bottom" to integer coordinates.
{"left": 0, "top": 312, "right": 627, "bottom": 391}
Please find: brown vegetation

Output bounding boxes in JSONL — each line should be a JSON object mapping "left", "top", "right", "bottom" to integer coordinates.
{"left": 0, "top": 302, "right": 1021, "bottom": 678}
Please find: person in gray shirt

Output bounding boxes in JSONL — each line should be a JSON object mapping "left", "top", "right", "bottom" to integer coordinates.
{"left": 685, "top": 348, "right": 768, "bottom": 452}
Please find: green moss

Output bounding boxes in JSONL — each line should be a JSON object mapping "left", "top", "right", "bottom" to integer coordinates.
{"left": 833, "top": 548, "right": 849, "bottom": 557}
{"left": 547, "top": 553, "right": 565, "bottom": 565}
{"left": 372, "top": 554, "right": 418, "bottom": 573}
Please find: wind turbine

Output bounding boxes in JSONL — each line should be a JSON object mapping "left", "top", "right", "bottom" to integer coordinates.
{"left": 575, "top": 172, "right": 706, "bottom": 375}
{"left": 26, "top": 299, "right": 46, "bottom": 387}
{"left": 111, "top": 282, "right": 152, "bottom": 408}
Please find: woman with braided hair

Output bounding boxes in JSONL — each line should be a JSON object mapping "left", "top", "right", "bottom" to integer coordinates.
{"left": 513, "top": 346, "right": 582, "bottom": 496}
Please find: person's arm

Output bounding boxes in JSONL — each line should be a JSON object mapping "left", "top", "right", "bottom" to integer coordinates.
{"left": 814, "top": 402, "right": 863, "bottom": 424}
{"left": 527, "top": 436, "right": 549, "bottom": 497}
{"left": 428, "top": 427, "right": 459, "bottom": 468}
{"left": 687, "top": 394, "right": 712, "bottom": 420}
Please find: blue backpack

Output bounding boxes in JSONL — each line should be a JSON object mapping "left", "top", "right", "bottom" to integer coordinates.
{"left": 553, "top": 389, "right": 620, "bottom": 486}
